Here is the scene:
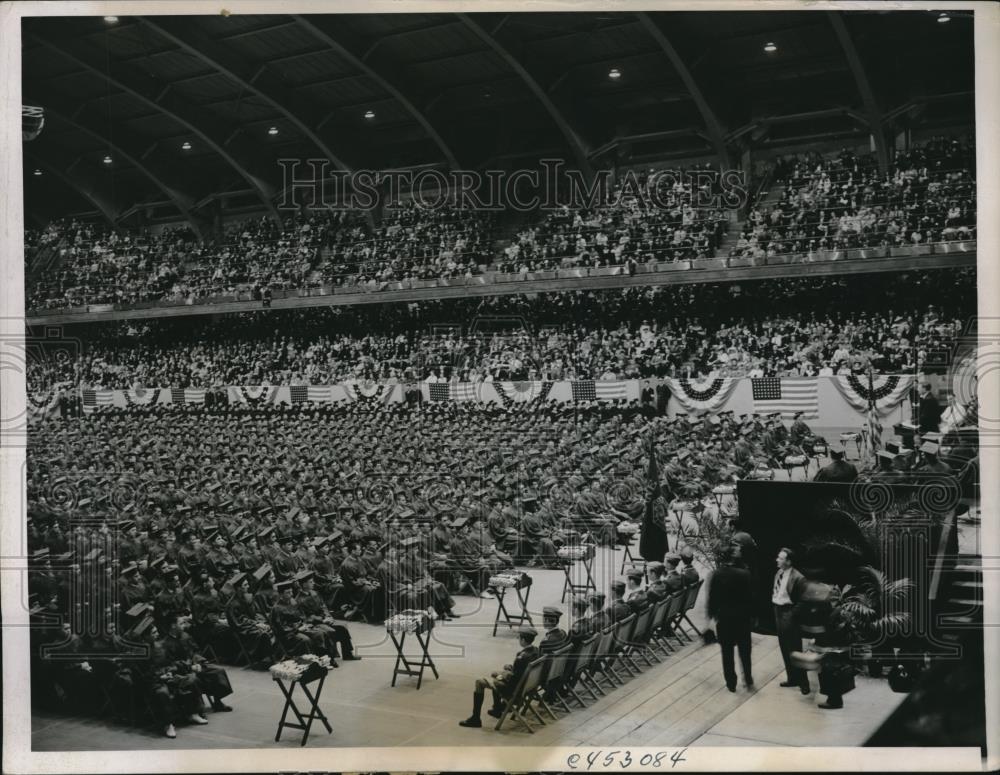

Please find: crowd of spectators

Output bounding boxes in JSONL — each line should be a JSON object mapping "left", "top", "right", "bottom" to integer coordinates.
{"left": 498, "top": 166, "right": 729, "bottom": 274}
{"left": 25, "top": 268, "right": 974, "bottom": 391}
{"left": 731, "top": 137, "right": 976, "bottom": 261}
{"left": 25, "top": 204, "right": 493, "bottom": 310}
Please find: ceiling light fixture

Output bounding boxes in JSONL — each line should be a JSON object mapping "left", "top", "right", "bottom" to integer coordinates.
{"left": 608, "top": 68, "right": 622, "bottom": 80}
{"left": 267, "top": 126, "right": 279, "bottom": 136}
{"left": 937, "top": 12, "right": 950, "bottom": 23}
{"left": 763, "top": 41, "right": 777, "bottom": 53}
{"left": 104, "top": 16, "right": 118, "bottom": 23}
{"left": 364, "top": 110, "right": 375, "bottom": 120}
{"left": 33, "top": 169, "right": 42, "bottom": 176}
{"left": 181, "top": 141, "right": 192, "bottom": 150}
{"left": 103, "top": 154, "right": 113, "bottom": 164}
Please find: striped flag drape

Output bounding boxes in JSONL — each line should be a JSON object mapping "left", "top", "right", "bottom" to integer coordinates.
{"left": 571, "top": 380, "right": 633, "bottom": 402}
{"left": 750, "top": 378, "right": 819, "bottom": 419}
{"left": 665, "top": 377, "right": 740, "bottom": 413}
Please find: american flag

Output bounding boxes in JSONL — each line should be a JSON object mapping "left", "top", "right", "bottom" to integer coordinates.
{"left": 81, "top": 388, "right": 116, "bottom": 413}
{"left": 170, "top": 388, "right": 206, "bottom": 404}
{"left": 751, "top": 378, "right": 819, "bottom": 419}
{"left": 451, "top": 383, "right": 479, "bottom": 402}
{"left": 572, "top": 380, "right": 632, "bottom": 402}
{"left": 864, "top": 371, "right": 882, "bottom": 460}
{"left": 289, "top": 385, "right": 310, "bottom": 403}
{"left": 428, "top": 383, "right": 451, "bottom": 402}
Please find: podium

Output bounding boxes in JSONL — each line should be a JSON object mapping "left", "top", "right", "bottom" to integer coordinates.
{"left": 487, "top": 572, "right": 534, "bottom": 636}
{"left": 271, "top": 660, "right": 332, "bottom": 746}
{"left": 386, "top": 611, "right": 438, "bottom": 689}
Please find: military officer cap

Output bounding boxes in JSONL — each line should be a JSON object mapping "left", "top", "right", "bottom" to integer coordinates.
{"left": 611, "top": 579, "right": 626, "bottom": 593}
{"left": 518, "top": 626, "right": 538, "bottom": 642}
{"left": 665, "top": 553, "right": 681, "bottom": 567}
{"left": 542, "top": 606, "right": 563, "bottom": 620}
{"left": 588, "top": 591, "right": 606, "bottom": 605}
{"left": 648, "top": 561, "right": 665, "bottom": 574}
{"left": 570, "top": 595, "right": 590, "bottom": 611}
{"left": 626, "top": 569, "right": 644, "bottom": 582}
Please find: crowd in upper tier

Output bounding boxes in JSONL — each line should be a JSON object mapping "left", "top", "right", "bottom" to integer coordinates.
{"left": 730, "top": 137, "right": 976, "bottom": 261}
{"left": 24, "top": 268, "right": 973, "bottom": 391}
{"left": 24, "top": 138, "right": 975, "bottom": 311}
{"left": 497, "top": 165, "right": 730, "bottom": 274}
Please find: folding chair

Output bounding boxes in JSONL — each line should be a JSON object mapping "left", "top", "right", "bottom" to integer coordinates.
{"left": 539, "top": 644, "right": 575, "bottom": 716}
{"left": 495, "top": 657, "right": 548, "bottom": 733}
{"left": 611, "top": 614, "right": 642, "bottom": 676}
{"left": 676, "top": 580, "right": 704, "bottom": 638}
{"left": 622, "top": 606, "right": 658, "bottom": 668}
{"left": 661, "top": 591, "right": 690, "bottom": 648}
{"left": 647, "top": 598, "right": 675, "bottom": 657}
{"left": 565, "top": 634, "right": 599, "bottom": 707}
{"left": 589, "top": 625, "right": 622, "bottom": 691}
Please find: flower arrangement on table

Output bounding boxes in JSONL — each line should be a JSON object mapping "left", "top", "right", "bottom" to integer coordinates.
{"left": 269, "top": 654, "right": 333, "bottom": 683}
{"left": 488, "top": 570, "right": 531, "bottom": 588}
{"left": 712, "top": 484, "right": 735, "bottom": 495}
{"left": 812, "top": 441, "right": 828, "bottom": 456}
{"left": 784, "top": 453, "right": 809, "bottom": 466}
{"left": 746, "top": 464, "right": 774, "bottom": 480}
{"left": 385, "top": 609, "right": 434, "bottom": 634}
{"left": 616, "top": 521, "right": 639, "bottom": 536}
{"left": 556, "top": 545, "right": 590, "bottom": 560}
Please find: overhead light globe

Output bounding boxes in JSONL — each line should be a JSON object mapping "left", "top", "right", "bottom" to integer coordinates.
{"left": 608, "top": 68, "right": 622, "bottom": 80}
{"left": 103, "top": 154, "right": 113, "bottom": 164}
{"left": 181, "top": 141, "right": 192, "bottom": 150}
{"left": 33, "top": 168, "right": 42, "bottom": 176}
{"left": 267, "top": 126, "right": 279, "bottom": 136}
{"left": 104, "top": 16, "right": 119, "bottom": 23}
{"left": 764, "top": 41, "right": 777, "bottom": 53}
{"left": 937, "top": 12, "right": 950, "bottom": 23}
{"left": 364, "top": 109, "right": 375, "bottom": 120}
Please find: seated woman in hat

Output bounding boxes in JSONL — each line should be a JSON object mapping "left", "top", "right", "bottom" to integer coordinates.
{"left": 459, "top": 626, "right": 540, "bottom": 728}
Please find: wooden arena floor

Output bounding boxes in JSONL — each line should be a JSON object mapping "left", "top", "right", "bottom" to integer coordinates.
{"left": 32, "top": 537, "right": 906, "bottom": 751}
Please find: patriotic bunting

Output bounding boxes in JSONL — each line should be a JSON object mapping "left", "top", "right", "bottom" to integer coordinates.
{"left": 664, "top": 377, "right": 740, "bottom": 413}
{"left": 496, "top": 381, "right": 553, "bottom": 408}
{"left": 832, "top": 374, "right": 914, "bottom": 415}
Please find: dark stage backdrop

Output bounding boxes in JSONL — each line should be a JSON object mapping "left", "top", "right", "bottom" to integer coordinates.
{"left": 735, "top": 480, "right": 951, "bottom": 634}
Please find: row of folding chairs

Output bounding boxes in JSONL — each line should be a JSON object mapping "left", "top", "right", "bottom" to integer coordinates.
{"left": 494, "top": 579, "right": 703, "bottom": 732}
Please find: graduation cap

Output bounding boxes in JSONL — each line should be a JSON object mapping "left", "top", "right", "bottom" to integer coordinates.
{"left": 149, "top": 556, "right": 166, "bottom": 571}
{"left": 327, "top": 529, "right": 345, "bottom": 544}
{"left": 920, "top": 441, "right": 940, "bottom": 456}
{"left": 125, "top": 602, "right": 152, "bottom": 619}
{"left": 451, "top": 516, "right": 469, "bottom": 529}
{"left": 77, "top": 498, "right": 93, "bottom": 509}
{"left": 293, "top": 570, "right": 315, "bottom": 584}
{"left": 877, "top": 451, "right": 897, "bottom": 462}
{"left": 83, "top": 548, "right": 103, "bottom": 563}
{"left": 275, "top": 579, "right": 296, "bottom": 592}
{"left": 258, "top": 527, "right": 275, "bottom": 541}
{"left": 287, "top": 507, "right": 301, "bottom": 520}
{"left": 922, "top": 431, "right": 942, "bottom": 443}
{"left": 121, "top": 562, "right": 139, "bottom": 577}
{"left": 30, "top": 548, "right": 50, "bottom": 563}
{"left": 253, "top": 564, "right": 273, "bottom": 581}
{"left": 228, "top": 571, "right": 247, "bottom": 588}
{"left": 401, "top": 536, "right": 420, "bottom": 548}
{"left": 126, "top": 615, "right": 155, "bottom": 639}
{"left": 206, "top": 482, "right": 223, "bottom": 493}
{"left": 276, "top": 532, "right": 296, "bottom": 545}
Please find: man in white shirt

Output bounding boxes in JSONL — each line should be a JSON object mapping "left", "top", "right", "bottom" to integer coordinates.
{"left": 772, "top": 548, "right": 810, "bottom": 694}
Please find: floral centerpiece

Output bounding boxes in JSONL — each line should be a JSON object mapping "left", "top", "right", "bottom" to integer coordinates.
{"left": 385, "top": 609, "right": 435, "bottom": 634}
{"left": 746, "top": 464, "right": 774, "bottom": 480}
{"left": 556, "top": 545, "right": 590, "bottom": 560}
{"left": 616, "top": 521, "right": 639, "bottom": 535}
{"left": 269, "top": 653, "right": 332, "bottom": 684}
{"left": 488, "top": 570, "right": 531, "bottom": 588}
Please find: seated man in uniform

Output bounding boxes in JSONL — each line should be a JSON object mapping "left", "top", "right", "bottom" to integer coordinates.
{"left": 459, "top": 626, "right": 540, "bottom": 728}
{"left": 813, "top": 447, "right": 859, "bottom": 483}
{"left": 644, "top": 562, "right": 669, "bottom": 602}
{"left": 623, "top": 569, "right": 649, "bottom": 613}
{"left": 663, "top": 553, "right": 685, "bottom": 593}
{"left": 539, "top": 606, "right": 568, "bottom": 653}
{"left": 679, "top": 547, "right": 700, "bottom": 586}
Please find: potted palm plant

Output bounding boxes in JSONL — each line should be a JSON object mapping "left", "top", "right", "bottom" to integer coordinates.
{"left": 839, "top": 565, "right": 915, "bottom": 677}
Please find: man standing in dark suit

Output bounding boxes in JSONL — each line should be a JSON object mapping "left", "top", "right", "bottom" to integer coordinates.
{"left": 772, "top": 547, "right": 810, "bottom": 694}
{"left": 707, "top": 547, "right": 755, "bottom": 692}
{"left": 918, "top": 382, "right": 943, "bottom": 434}
{"left": 813, "top": 447, "right": 858, "bottom": 483}
{"left": 459, "top": 626, "right": 540, "bottom": 728}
